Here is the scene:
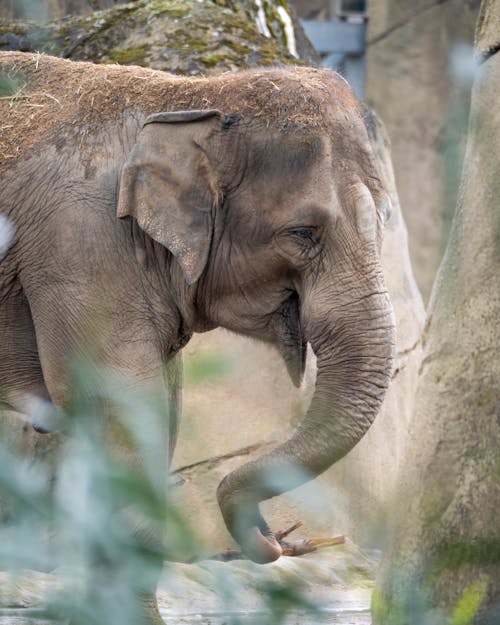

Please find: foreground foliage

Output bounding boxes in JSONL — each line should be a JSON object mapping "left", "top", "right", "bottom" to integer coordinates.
{"left": 0, "top": 359, "right": 324, "bottom": 625}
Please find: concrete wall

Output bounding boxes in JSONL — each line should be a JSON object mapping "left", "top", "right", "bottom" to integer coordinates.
{"left": 365, "top": 0, "right": 480, "bottom": 300}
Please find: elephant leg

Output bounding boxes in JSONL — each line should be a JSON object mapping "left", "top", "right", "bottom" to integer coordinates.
{"left": 0, "top": 289, "right": 56, "bottom": 431}
{"left": 25, "top": 292, "right": 173, "bottom": 625}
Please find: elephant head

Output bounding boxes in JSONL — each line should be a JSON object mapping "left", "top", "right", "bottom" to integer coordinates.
{"left": 117, "top": 76, "right": 395, "bottom": 562}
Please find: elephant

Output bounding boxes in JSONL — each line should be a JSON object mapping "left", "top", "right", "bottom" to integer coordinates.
{"left": 0, "top": 52, "right": 395, "bottom": 622}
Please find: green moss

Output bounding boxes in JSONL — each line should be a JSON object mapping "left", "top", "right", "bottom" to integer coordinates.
{"left": 258, "top": 39, "right": 288, "bottom": 64}
{"left": 74, "top": 4, "right": 138, "bottom": 38}
{"left": 46, "top": 4, "right": 138, "bottom": 57}
{"left": 262, "top": 1, "right": 285, "bottom": 41}
{"left": 477, "top": 389, "right": 497, "bottom": 407}
{"left": 145, "top": 0, "right": 191, "bottom": 19}
{"left": 221, "top": 13, "right": 260, "bottom": 40}
{"left": 199, "top": 54, "right": 228, "bottom": 67}
{"left": 223, "top": 38, "right": 251, "bottom": 56}
{"left": 0, "top": 24, "right": 27, "bottom": 36}
{"left": 435, "top": 538, "right": 500, "bottom": 571}
{"left": 419, "top": 482, "right": 451, "bottom": 526}
{"left": 181, "top": 37, "right": 208, "bottom": 51}
{"left": 107, "top": 45, "right": 149, "bottom": 66}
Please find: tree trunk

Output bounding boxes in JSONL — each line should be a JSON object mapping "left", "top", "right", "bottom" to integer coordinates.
{"left": 373, "top": 2, "right": 500, "bottom": 623}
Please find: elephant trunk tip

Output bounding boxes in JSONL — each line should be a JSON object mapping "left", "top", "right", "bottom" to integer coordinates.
{"left": 217, "top": 476, "right": 283, "bottom": 564}
{"left": 241, "top": 528, "right": 283, "bottom": 563}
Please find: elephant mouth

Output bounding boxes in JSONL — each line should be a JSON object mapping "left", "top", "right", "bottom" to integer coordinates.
{"left": 272, "top": 290, "right": 307, "bottom": 388}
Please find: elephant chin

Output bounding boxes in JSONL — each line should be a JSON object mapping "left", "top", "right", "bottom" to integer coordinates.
{"left": 272, "top": 292, "right": 307, "bottom": 388}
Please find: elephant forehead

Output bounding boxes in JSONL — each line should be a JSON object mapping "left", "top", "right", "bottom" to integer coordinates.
{"left": 245, "top": 133, "right": 334, "bottom": 191}
{"left": 253, "top": 174, "right": 338, "bottom": 229}
{"left": 239, "top": 130, "right": 381, "bottom": 232}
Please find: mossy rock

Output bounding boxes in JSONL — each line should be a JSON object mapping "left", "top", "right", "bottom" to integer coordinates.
{"left": 0, "top": 0, "right": 318, "bottom": 74}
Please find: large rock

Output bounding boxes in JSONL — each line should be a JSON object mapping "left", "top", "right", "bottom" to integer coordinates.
{"left": 373, "top": 3, "right": 500, "bottom": 622}
{"left": 0, "top": 0, "right": 319, "bottom": 70}
{"left": 365, "top": 0, "right": 480, "bottom": 300}
{"left": 0, "top": 0, "right": 122, "bottom": 21}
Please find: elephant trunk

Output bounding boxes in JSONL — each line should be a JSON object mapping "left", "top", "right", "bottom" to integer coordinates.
{"left": 216, "top": 285, "right": 395, "bottom": 563}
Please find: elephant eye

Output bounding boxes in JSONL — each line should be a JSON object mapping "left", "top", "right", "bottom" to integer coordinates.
{"left": 276, "top": 226, "right": 322, "bottom": 265}
{"left": 289, "top": 227, "right": 317, "bottom": 243}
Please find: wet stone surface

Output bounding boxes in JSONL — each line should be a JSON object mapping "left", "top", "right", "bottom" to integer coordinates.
{"left": 0, "top": 543, "right": 376, "bottom": 624}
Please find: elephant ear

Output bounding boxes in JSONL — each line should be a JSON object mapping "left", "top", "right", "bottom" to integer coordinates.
{"left": 117, "top": 109, "right": 225, "bottom": 284}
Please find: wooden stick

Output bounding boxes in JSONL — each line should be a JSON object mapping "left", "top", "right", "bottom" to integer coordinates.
{"left": 202, "top": 532, "right": 345, "bottom": 561}
{"left": 281, "top": 535, "right": 345, "bottom": 557}
{"left": 275, "top": 521, "right": 303, "bottom": 541}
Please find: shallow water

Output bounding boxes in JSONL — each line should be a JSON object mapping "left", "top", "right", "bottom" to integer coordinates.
{"left": 160, "top": 609, "right": 371, "bottom": 624}
{"left": 0, "top": 608, "right": 371, "bottom": 625}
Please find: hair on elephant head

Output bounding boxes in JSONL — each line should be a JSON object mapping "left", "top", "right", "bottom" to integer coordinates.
{"left": 116, "top": 93, "right": 395, "bottom": 562}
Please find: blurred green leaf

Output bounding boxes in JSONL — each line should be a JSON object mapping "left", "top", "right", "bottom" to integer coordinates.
{"left": 0, "top": 73, "right": 24, "bottom": 97}
{"left": 451, "top": 582, "right": 487, "bottom": 625}
{"left": 0, "top": 354, "right": 324, "bottom": 624}
{"left": 184, "top": 351, "right": 233, "bottom": 383}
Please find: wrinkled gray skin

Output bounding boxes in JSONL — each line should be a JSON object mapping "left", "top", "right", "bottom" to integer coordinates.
{"left": 0, "top": 72, "right": 395, "bottom": 623}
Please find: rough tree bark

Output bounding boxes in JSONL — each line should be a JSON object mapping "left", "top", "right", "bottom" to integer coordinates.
{"left": 373, "top": 1, "right": 500, "bottom": 623}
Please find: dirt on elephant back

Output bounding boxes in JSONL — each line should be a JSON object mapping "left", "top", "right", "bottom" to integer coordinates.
{"left": 0, "top": 51, "right": 360, "bottom": 170}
